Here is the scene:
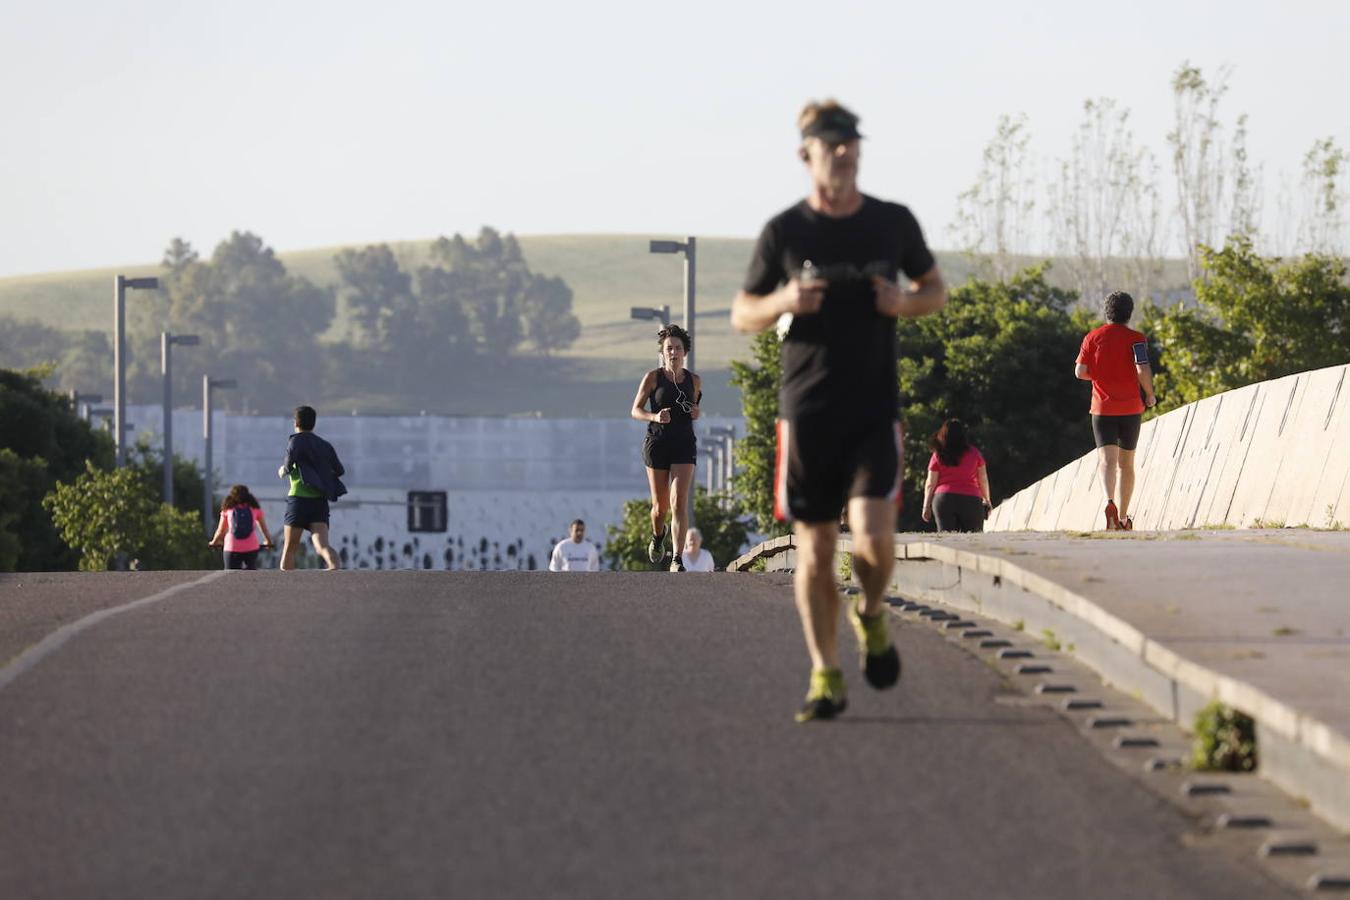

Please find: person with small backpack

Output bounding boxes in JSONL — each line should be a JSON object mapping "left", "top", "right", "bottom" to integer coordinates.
{"left": 208, "top": 484, "right": 275, "bottom": 570}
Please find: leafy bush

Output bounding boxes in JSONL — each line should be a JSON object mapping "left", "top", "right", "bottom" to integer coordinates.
{"left": 1191, "top": 701, "right": 1257, "bottom": 772}
{"left": 43, "top": 461, "right": 215, "bottom": 571}
{"left": 604, "top": 489, "right": 751, "bottom": 571}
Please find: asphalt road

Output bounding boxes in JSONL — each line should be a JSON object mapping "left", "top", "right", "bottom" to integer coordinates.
{"left": 0, "top": 572, "right": 1288, "bottom": 899}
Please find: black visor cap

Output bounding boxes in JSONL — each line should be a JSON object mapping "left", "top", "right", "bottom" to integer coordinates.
{"left": 801, "top": 108, "right": 863, "bottom": 143}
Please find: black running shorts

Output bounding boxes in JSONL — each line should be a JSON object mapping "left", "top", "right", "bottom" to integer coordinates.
{"left": 774, "top": 416, "right": 903, "bottom": 523}
{"left": 1091, "top": 414, "right": 1142, "bottom": 451}
{"left": 642, "top": 435, "right": 697, "bottom": 470}
{"left": 284, "top": 496, "right": 330, "bottom": 530}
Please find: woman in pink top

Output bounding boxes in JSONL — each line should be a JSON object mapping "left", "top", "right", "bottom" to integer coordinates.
{"left": 208, "top": 484, "right": 274, "bottom": 570}
{"left": 921, "top": 419, "right": 992, "bottom": 532}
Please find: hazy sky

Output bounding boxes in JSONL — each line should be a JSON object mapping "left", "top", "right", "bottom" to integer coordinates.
{"left": 4, "top": 0, "right": 1347, "bottom": 277}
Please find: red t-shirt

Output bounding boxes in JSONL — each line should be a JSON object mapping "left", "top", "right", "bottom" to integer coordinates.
{"left": 1077, "top": 323, "right": 1148, "bottom": 415}
{"left": 928, "top": 446, "right": 985, "bottom": 497}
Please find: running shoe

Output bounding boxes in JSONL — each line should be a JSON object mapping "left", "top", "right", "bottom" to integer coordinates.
{"left": 669, "top": 557, "right": 686, "bottom": 572}
{"left": 1104, "top": 500, "right": 1121, "bottom": 531}
{"left": 647, "top": 527, "right": 667, "bottom": 563}
{"left": 848, "top": 604, "right": 902, "bottom": 689}
{"left": 795, "top": 668, "right": 848, "bottom": 723}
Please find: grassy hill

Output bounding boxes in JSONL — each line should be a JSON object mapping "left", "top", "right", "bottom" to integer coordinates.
{"left": 0, "top": 236, "right": 1184, "bottom": 416}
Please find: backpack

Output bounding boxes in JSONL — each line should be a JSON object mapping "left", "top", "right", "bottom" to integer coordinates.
{"left": 230, "top": 506, "right": 255, "bottom": 540}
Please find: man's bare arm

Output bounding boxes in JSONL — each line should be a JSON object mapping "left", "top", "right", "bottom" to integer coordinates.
{"left": 1075, "top": 363, "right": 1091, "bottom": 381}
{"left": 732, "top": 276, "right": 824, "bottom": 334}
{"left": 894, "top": 266, "right": 947, "bottom": 319}
{"left": 1137, "top": 363, "right": 1156, "bottom": 408}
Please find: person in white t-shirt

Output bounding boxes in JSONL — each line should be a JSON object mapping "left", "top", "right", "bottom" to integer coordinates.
{"left": 549, "top": 519, "right": 601, "bottom": 572}
{"left": 680, "top": 527, "right": 716, "bottom": 572}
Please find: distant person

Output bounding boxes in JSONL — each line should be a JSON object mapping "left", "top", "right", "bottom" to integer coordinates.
{"left": 921, "top": 419, "right": 992, "bottom": 532}
{"left": 209, "top": 484, "right": 275, "bottom": 570}
{"left": 629, "top": 324, "right": 701, "bottom": 572}
{"left": 1075, "top": 291, "right": 1156, "bottom": 531}
{"left": 679, "top": 527, "right": 715, "bottom": 572}
{"left": 277, "top": 405, "right": 346, "bottom": 570}
{"left": 549, "top": 519, "right": 600, "bottom": 572}
{"left": 731, "top": 98, "right": 947, "bottom": 722}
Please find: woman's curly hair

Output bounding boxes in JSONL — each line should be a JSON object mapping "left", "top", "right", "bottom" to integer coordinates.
{"left": 657, "top": 324, "right": 691, "bottom": 352}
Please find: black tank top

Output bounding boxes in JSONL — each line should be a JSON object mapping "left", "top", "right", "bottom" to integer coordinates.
{"left": 646, "top": 368, "right": 697, "bottom": 441}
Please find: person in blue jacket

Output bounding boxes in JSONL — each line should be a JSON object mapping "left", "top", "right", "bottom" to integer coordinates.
{"left": 277, "top": 405, "right": 346, "bottom": 570}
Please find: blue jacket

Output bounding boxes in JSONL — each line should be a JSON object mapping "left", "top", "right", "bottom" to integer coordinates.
{"left": 281, "top": 431, "right": 347, "bottom": 502}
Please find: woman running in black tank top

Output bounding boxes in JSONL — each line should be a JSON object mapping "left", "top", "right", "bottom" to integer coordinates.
{"left": 629, "top": 324, "right": 701, "bottom": 570}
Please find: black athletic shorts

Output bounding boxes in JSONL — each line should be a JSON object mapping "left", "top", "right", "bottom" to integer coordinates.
{"left": 1091, "top": 414, "right": 1142, "bottom": 451}
{"left": 284, "top": 496, "right": 330, "bottom": 530}
{"left": 642, "top": 434, "right": 697, "bottom": 470}
{"left": 774, "top": 415, "right": 903, "bottom": 523}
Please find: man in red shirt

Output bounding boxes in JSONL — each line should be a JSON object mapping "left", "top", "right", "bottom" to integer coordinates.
{"left": 1075, "top": 291, "right": 1156, "bottom": 530}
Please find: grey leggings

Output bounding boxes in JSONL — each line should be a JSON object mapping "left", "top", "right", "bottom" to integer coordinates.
{"left": 933, "top": 493, "right": 986, "bottom": 533}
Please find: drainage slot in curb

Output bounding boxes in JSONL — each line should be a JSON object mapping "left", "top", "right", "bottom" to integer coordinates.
{"left": 1114, "top": 736, "right": 1160, "bottom": 749}
{"left": 1260, "top": 840, "right": 1317, "bottom": 857}
{"left": 980, "top": 639, "right": 1012, "bottom": 649}
{"left": 1088, "top": 716, "right": 1133, "bottom": 729}
{"left": 1063, "top": 699, "right": 1102, "bottom": 711}
{"left": 997, "top": 649, "right": 1034, "bottom": 659}
{"left": 1218, "top": 813, "right": 1273, "bottom": 830}
{"left": 1182, "top": 782, "right": 1232, "bottom": 797}
{"left": 1015, "top": 664, "right": 1052, "bottom": 675}
{"left": 1036, "top": 684, "right": 1075, "bottom": 694}
{"left": 962, "top": 630, "right": 993, "bottom": 639}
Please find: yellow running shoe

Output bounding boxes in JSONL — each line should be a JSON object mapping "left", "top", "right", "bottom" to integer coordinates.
{"left": 849, "top": 603, "right": 902, "bottom": 689}
{"left": 795, "top": 667, "right": 848, "bottom": 722}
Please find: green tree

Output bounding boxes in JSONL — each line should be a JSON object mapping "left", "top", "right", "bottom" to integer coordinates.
{"left": 0, "top": 367, "right": 114, "bottom": 570}
{"left": 43, "top": 461, "right": 214, "bottom": 571}
{"left": 129, "top": 232, "right": 334, "bottom": 412}
{"left": 0, "top": 317, "right": 111, "bottom": 396}
{"left": 1144, "top": 237, "right": 1350, "bottom": 413}
{"left": 603, "top": 489, "right": 751, "bottom": 571}
{"left": 125, "top": 439, "right": 208, "bottom": 516}
{"left": 897, "top": 265, "right": 1093, "bottom": 528}
{"left": 728, "top": 329, "right": 788, "bottom": 536}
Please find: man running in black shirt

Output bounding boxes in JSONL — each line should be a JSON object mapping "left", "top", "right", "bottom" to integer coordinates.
{"left": 732, "top": 99, "right": 947, "bottom": 722}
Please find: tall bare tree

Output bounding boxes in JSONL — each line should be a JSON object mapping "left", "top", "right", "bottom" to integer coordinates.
{"left": 952, "top": 114, "right": 1036, "bottom": 280}
{"left": 1297, "top": 137, "right": 1347, "bottom": 255}
{"left": 1045, "top": 98, "right": 1162, "bottom": 304}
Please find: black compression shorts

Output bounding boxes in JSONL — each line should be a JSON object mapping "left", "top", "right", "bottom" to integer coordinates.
{"left": 774, "top": 415, "right": 903, "bottom": 523}
{"left": 1091, "top": 414, "right": 1142, "bottom": 451}
{"left": 642, "top": 435, "right": 697, "bottom": 470}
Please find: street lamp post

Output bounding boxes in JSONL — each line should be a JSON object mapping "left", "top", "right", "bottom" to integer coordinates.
{"left": 161, "top": 332, "right": 200, "bottom": 507}
{"left": 113, "top": 275, "right": 160, "bottom": 467}
{"left": 202, "top": 375, "right": 237, "bottom": 533}
{"left": 648, "top": 237, "right": 696, "bottom": 372}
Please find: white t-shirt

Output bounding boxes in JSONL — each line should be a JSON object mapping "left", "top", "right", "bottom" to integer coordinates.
{"left": 681, "top": 549, "right": 715, "bottom": 572}
{"left": 549, "top": 539, "right": 600, "bottom": 572}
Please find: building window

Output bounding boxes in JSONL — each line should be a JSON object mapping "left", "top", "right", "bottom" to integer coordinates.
{"left": 407, "top": 491, "right": 447, "bottom": 533}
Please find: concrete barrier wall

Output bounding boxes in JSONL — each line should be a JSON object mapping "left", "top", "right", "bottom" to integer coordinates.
{"left": 988, "top": 363, "right": 1350, "bottom": 531}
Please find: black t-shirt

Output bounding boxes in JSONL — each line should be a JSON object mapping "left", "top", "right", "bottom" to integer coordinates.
{"left": 741, "top": 195, "right": 935, "bottom": 420}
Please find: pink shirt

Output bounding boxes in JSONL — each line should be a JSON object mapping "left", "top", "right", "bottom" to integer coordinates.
{"left": 219, "top": 506, "right": 265, "bottom": 553}
{"left": 928, "top": 447, "right": 985, "bottom": 498}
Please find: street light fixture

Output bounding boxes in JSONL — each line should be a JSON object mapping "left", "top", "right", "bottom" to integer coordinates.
{"left": 202, "top": 375, "right": 237, "bottom": 533}
{"left": 629, "top": 305, "right": 671, "bottom": 325}
{"left": 113, "top": 275, "right": 160, "bottom": 467}
{"left": 648, "top": 237, "right": 697, "bottom": 372}
{"left": 161, "top": 333, "right": 200, "bottom": 507}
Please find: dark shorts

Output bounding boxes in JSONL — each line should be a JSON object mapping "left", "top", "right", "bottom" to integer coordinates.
{"left": 642, "top": 435, "right": 697, "bottom": 470}
{"left": 224, "top": 550, "right": 260, "bottom": 570}
{"left": 932, "top": 492, "right": 986, "bottom": 533}
{"left": 774, "top": 415, "right": 903, "bottom": 523}
{"left": 284, "top": 496, "right": 330, "bottom": 530}
{"left": 1092, "top": 414, "right": 1142, "bottom": 451}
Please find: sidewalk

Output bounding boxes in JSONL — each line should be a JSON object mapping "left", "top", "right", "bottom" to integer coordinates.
{"left": 732, "top": 529, "right": 1350, "bottom": 832}
{"left": 889, "top": 530, "right": 1350, "bottom": 833}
